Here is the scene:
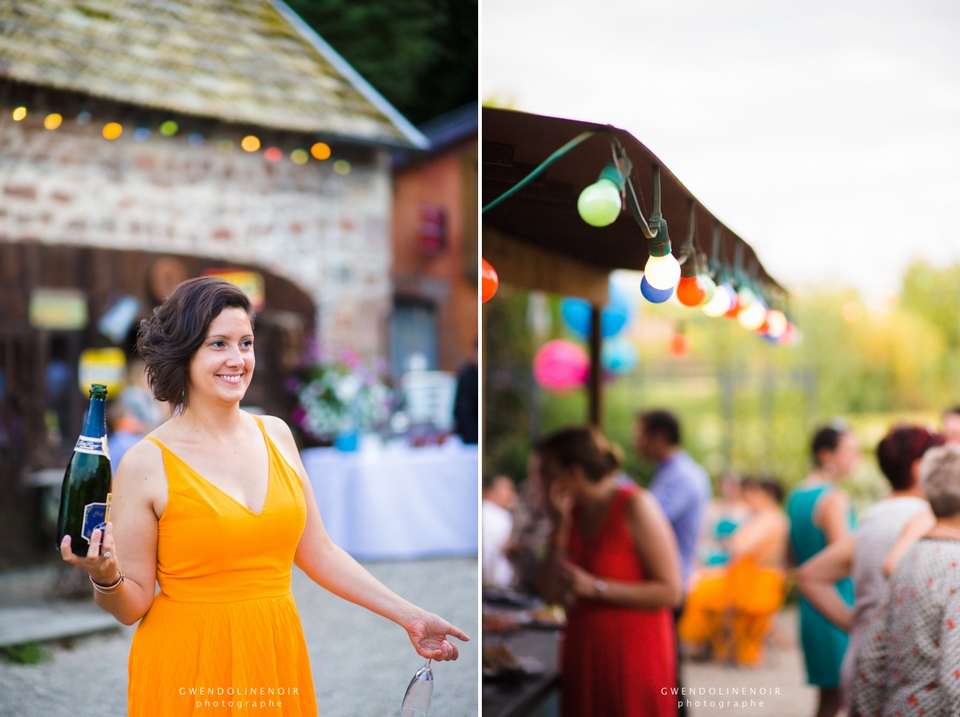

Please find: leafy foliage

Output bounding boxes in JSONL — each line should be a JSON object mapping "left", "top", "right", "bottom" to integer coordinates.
{"left": 285, "top": 0, "right": 477, "bottom": 125}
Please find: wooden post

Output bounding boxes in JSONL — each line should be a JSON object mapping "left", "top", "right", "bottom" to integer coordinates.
{"left": 588, "top": 304, "right": 602, "bottom": 427}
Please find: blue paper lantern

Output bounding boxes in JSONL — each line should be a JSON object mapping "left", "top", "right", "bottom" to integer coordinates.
{"left": 640, "top": 275, "right": 673, "bottom": 304}
{"left": 560, "top": 296, "right": 632, "bottom": 339}
{"left": 601, "top": 337, "right": 638, "bottom": 373}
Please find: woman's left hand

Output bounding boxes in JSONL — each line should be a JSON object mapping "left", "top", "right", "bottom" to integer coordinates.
{"left": 404, "top": 611, "right": 470, "bottom": 661}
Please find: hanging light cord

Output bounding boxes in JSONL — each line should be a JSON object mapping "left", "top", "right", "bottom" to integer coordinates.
{"left": 481, "top": 129, "right": 601, "bottom": 214}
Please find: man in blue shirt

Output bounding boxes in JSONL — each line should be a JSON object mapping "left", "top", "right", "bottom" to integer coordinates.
{"left": 636, "top": 409, "right": 711, "bottom": 717}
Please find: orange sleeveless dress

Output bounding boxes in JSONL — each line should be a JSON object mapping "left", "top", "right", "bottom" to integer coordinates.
{"left": 128, "top": 416, "right": 318, "bottom": 716}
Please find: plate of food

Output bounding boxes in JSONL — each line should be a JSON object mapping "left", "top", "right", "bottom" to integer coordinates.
{"left": 482, "top": 645, "right": 547, "bottom": 681}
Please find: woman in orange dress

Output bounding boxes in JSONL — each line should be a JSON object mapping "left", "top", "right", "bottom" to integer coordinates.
{"left": 538, "top": 426, "right": 682, "bottom": 717}
{"left": 60, "top": 277, "right": 468, "bottom": 716}
{"left": 679, "top": 478, "right": 788, "bottom": 666}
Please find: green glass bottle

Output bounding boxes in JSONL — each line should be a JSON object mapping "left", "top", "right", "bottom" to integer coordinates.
{"left": 56, "top": 384, "right": 113, "bottom": 556}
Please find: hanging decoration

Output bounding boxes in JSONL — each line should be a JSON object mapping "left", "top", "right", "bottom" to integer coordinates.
{"left": 601, "top": 336, "right": 638, "bottom": 373}
{"left": 668, "top": 324, "right": 691, "bottom": 358}
{"left": 640, "top": 275, "right": 673, "bottom": 304}
{"left": 3, "top": 101, "right": 347, "bottom": 170}
{"left": 533, "top": 339, "right": 590, "bottom": 395}
{"left": 481, "top": 259, "right": 499, "bottom": 303}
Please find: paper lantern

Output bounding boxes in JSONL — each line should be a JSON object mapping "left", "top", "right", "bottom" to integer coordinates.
{"left": 601, "top": 337, "right": 638, "bottom": 373}
{"left": 533, "top": 340, "right": 589, "bottom": 394}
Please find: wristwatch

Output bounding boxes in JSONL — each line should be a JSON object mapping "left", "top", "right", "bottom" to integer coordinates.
{"left": 593, "top": 579, "right": 608, "bottom": 596}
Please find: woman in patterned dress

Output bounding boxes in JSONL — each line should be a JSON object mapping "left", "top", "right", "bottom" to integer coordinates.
{"left": 851, "top": 444, "right": 960, "bottom": 716}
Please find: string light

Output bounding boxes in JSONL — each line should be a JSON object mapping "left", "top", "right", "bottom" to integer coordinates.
{"left": 187, "top": 133, "right": 204, "bottom": 147}
{"left": 640, "top": 275, "right": 673, "bottom": 304}
{"left": 737, "top": 294, "right": 768, "bottom": 331}
{"left": 241, "top": 135, "right": 261, "bottom": 152}
{"left": 482, "top": 259, "right": 499, "bottom": 303}
{"left": 217, "top": 138, "right": 233, "bottom": 153}
{"left": 76, "top": 111, "right": 91, "bottom": 124}
{"left": 133, "top": 127, "right": 150, "bottom": 142}
{"left": 311, "top": 142, "right": 331, "bottom": 160}
{"left": 702, "top": 283, "right": 734, "bottom": 317}
{"left": 12, "top": 107, "right": 26, "bottom": 121}
{"left": 44, "top": 113, "right": 62, "bottom": 130}
{"left": 264, "top": 147, "right": 282, "bottom": 162}
{"left": 577, "top": 164, "right": 624, "bottom": 227}
{"left": 290, "top": 149, "right": 309, "bottom": 165}
{"left": 765, "top": 310, "right": 788, "bottom": 339}
{"left": 159, "top": 120, "right": 179, "bottom": 136}
{"left": 102, "top": 122, "right": 123, "bottom": 140}
{"left": 333, "top": 159, "right": 351, "bottom": 175}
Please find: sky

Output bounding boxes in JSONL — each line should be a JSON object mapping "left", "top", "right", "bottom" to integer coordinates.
{"left": 483, "top": 0, "right": 960, "bottom": 304}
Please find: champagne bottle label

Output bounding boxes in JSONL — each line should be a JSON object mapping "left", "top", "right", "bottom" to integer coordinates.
{"left": 74, "top": 434, "right": 111, "bottom": 460}
{"left": 81, "top": 501, "right": 109, "bottom": 542}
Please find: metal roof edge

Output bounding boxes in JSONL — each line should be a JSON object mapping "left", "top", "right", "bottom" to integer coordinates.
{"left": 266, "top": 0, "right": 431, "bottom": 151}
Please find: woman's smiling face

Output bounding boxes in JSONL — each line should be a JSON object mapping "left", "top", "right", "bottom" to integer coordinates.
{"left": 186, "top": 307, "right": 255, "bottom": 406}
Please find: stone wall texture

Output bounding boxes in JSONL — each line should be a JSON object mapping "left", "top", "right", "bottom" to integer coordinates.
{"left": 0, "top": 108, "right": 393, "bottom": 357}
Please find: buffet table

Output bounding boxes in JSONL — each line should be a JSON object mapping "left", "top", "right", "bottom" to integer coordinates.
{"left": 300, "top": 441, "right": 478, "bottom": 560}
{"left": 483, "top": 628, "right": 561, "bottom": 717}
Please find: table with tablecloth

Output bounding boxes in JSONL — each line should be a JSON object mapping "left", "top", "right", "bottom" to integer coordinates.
{"left": 300, "top": 442, "right": 478, "bottom": 560}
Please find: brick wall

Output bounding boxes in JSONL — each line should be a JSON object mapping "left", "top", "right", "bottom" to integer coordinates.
{"left": 0, "top": 108, "right": 393, "bottom": 358}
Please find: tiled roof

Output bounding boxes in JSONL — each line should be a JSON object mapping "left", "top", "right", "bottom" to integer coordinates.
{"left": 0, "top": 0, "right": 428, "bottom": 148}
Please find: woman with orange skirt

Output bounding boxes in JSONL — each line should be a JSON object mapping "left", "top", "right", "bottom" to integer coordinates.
{"left": 679, "top": 478, "right": 788, "bottom": 665}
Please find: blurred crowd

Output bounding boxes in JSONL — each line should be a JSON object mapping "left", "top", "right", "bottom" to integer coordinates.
{"left": 482, "top": 406, "right": 960, "bottom": 717}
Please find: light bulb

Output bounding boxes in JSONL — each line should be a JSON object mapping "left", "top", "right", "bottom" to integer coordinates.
{"left": 738, "top": 300, "right": 767, "bottom": 331}
{"left": 737, "top": 286, "right": 757, "bottom": 308}
{"left": 577, "top": 178, "right": 622, "bottom": 227}
{"left": 698, "top": 274, "right": 717, "bottom": 305}
{"left": 481, "top": 259, "right": 499, "bottom": 303}
{"left": 766, "top": 310, "right": 788, "bottom": 339}
{"left": 644, "top": 253, "right": 681, "bottom": 291}
{"left": 640, "top": 275, "right": 673, "bottom": 304}
{"left": 676, "top": 276, "right": 706, "bottom": 307}
{"left": 701, "top": 283, "right": 733, "bottom": 317}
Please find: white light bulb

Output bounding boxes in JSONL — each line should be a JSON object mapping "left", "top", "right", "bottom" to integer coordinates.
{"left": 643, "top": 253, "right": 681, "bottom": 291}
{"left": 738, "top": 300, "right": 767, "bottom": 331}
{"left": 766, "top": 310, "right": 788, "bottom": 338}
{"left": 701, "top": 284, "right": 732, "bottom": 317}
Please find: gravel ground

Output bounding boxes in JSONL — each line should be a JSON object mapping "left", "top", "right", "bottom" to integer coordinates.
{"left": 685, "top": 606, "right": 823, "bottom": 717}
{"left": 0, "top": 557, "right": 478, "bottom": 717}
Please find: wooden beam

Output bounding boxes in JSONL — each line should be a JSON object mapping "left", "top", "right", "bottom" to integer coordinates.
{"left": 588, "top": 304, "right": 602, "bottom": 427}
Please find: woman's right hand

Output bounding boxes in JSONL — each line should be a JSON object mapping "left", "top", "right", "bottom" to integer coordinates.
{"left": 60, "top": 521, "right": 121, "bottom": 587}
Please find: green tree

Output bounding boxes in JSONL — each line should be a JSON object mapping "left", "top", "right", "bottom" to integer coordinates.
{"left": 285, "top": 0, "right": 477, "bottom": 125}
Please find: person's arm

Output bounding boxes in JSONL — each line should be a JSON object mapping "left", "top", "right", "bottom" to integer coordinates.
{"left": 263, "top": 416, "right": 468, "bottom": 661}
{"left": 796, "top": 533, "right": 855, "bottom": 632}
{"left": 728, "top": 514, "right": 769, "bottom": 561}
{"left": 816, "top": 489, "right": 852, "bottom": 545}
{"left": 537, "top": 479, "right": 574, "bottom": 605}
{"left": 60, "top": 440, "right": 162, "bottom": 626}
{"left": 563, "top": 490, "right": 682, "bottom": 609}
{"left": 883, "top": 508, "right": 935, "bottom": 578}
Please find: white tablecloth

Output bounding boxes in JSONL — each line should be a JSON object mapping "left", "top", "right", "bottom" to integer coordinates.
{"left": 301, "top": 442, "right": 478, "bottom": 560}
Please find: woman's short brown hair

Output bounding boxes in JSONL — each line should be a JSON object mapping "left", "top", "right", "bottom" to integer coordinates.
{"left": 535, "top": 426, "right": 623, "bottom": 483}
{"left": 136, "top": 277, "right": 254, "bottom": 406}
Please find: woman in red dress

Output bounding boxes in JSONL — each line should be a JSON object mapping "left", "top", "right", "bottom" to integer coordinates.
{"left": 538, "top": 426, "right": 682, "bottom": 717}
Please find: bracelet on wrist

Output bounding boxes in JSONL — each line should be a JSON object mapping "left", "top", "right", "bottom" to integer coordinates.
{"left": 90, "top": 570, "right": 124, "bottom": 594}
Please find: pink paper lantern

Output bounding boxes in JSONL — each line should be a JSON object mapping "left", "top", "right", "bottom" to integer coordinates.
{"left": 534, "top": 339, "right": 589, "bottom": 395}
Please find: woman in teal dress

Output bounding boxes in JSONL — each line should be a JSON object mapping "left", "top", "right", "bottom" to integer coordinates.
{"left": 786, "top": 425, "right": 860, "bottom": 717}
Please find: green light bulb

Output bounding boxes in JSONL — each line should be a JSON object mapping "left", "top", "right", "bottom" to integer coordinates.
{"left": 578, "top": 165, "right": 624, "bottom": 227}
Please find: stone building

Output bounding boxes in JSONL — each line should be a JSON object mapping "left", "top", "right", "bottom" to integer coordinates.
{"left": 0, "top": 0, "right": 430, "bottom": 564}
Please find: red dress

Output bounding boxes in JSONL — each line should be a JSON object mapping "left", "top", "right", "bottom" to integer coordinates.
{"left": 562, "top": 485, "right": 677, "bottom": 717}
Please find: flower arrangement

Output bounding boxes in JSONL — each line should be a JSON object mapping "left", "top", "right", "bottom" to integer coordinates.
{"left": 287, "top": 340, "right": 394, "bottom": 443}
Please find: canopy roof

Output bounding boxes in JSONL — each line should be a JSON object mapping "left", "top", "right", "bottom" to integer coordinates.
{"left": 0, "top": 0, "right": 427, "bottom": 148}
{"left": 482, "top": 107, "right": 783, "bottom": 302}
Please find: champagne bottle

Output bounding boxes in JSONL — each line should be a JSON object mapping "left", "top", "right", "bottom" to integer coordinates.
{"left": 56, "top": 384, "right": 113, "bottom": 556}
